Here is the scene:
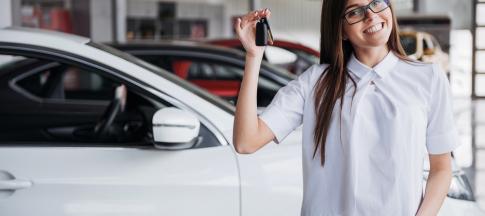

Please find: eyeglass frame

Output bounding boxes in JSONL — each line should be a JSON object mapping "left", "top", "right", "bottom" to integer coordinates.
{"left": 342, "top": 0, "right": 391, "bottom": 25}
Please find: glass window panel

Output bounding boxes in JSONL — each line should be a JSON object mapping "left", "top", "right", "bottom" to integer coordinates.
{"left": 477, "top": 4, "right": 485, "bottom": 25}
{"left": 392, "top": 0, "right": 413, "bottom": 11}
{"left": 478, "top": 28, "right": 485, "bottom": 49}
{"left": 476, "top": 51, "right": 485, "bottom": 72}
{"left": 475, "top": 74, "right": 485, "bottom": 96}
{"left": 0, "top": 54, "right": 22, "bottom": 67}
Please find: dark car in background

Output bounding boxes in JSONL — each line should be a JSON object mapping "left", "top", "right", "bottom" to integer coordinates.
{"left": 111, "top": 41, "right": 295, "bottom": 108}
{"left": 208, "top": 38, "right": 320, "bottom": 75}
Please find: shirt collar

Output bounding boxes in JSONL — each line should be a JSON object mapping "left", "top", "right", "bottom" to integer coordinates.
{"left": 347, "top": 51, "right": 399, "bottom": 79}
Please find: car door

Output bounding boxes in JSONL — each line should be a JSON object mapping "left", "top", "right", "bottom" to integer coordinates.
{"left": 0, "top": 51, "right": 239, "bottom": 216}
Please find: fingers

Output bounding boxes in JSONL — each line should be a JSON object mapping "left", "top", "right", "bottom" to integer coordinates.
{"left": 236, "top": 8, "right": 271, "bottom": 35}
{"left": 234, "top": 18, "right": 258, "bottom": 36}
{"left": 250, "top": 20, "right": 259, "bottom": 28}
{"left": 252, "top": 8, "right": 270, "bottom": 20}
{"left": 258, "top": 8, "right": 271, "bottom": 19}
{"left": 241, "top": 11, "right": 258, "bottom": 27}
{"left": 234, "top": 17, "right": 242, "bottom": 35}
{"left": 240, "top": 8, "right": 271, "bottom": 26}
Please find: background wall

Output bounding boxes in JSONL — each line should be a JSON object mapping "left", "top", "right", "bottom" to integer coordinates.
{"left": 416, "top": 0, "right": 472, "bottom": 29}
{"left": 90, "top": 0, "right": 113, "bottom": 42}
{"left": 0, "top": 1, "right": 13, "bottom": 28}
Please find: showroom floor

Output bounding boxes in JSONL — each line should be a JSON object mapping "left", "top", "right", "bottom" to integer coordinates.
{"left": 454, "top": 97, "right": 485, "bottom": 209}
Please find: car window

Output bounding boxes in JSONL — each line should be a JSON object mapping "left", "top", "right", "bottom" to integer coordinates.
{"left": 0, "top": 54, "right": 222, "bottom": 148}
{"left": 400, "top": 34, "right": 417, "bottom": 55}
{"left": 424, "top": 36, "right": 435, "bottom": 50}
{"left": 283, "top": 49, "right": 318, "bottom": 75}
{"left": 0, "top": 55, "right": 24, "bottom": 68}
{"left": 138, "top": 55, "right": 281, "bottom": 107}
{"left": 292, "top": 50, "right": 319, "bottom": 64}
{"left": 422, "top": 37, "right": 429, "bottom": 50}
{"left": 89, "top": 42, "right": 235, "bottom": 115}
{"left": 16, "top": 64, "right": 119, "bottom": 101}
{"left": 187, "top": 62, "right": 241, "bottom": 80}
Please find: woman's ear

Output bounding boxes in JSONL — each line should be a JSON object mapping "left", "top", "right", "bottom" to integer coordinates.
{"left": 342, "top": 30, "right": 348, "bottom": 40}
{"left": 342, "top": 34, "right": 348, "bottom": 41}
{"left": 341, "top": 26, "right": 349, "bottom": 40}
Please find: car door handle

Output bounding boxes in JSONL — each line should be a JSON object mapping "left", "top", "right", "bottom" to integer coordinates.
{"left": 0, "top": 179, "right": 32, "bottom": 190}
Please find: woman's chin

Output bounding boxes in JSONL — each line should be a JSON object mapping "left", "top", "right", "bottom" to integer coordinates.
{"left": 362, "top": 35, "right": 391, "bottom": 48}
{"left": 361, "top": 30, "right": 391, "bottom": 44}
{"left": 354, "top": 40, "right": 389, "bottom": 50}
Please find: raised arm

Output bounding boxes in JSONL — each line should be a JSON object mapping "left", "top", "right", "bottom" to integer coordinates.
{"left": 233, "top": 9, "right": 275, "bottom": 154}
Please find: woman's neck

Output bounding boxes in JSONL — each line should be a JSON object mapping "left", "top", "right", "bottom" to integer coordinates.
{"left": 353, "top": 46, "right": 390, "bottom": 68}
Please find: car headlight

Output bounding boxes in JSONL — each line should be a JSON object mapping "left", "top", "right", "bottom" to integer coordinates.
{"left": 447, "top": 172, "right": 475, "bottom": 201}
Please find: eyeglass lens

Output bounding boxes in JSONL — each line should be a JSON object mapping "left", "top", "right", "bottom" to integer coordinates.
{"left": 344, "top": 0, "right": 390, "bottom": 25}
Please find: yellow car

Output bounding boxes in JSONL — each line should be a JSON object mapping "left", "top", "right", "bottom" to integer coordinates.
{"left": 400, "top": 31, "right": 450, "bottom": 76}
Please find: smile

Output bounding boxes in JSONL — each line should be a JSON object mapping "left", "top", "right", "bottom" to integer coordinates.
{"left": 364, "top": 23, "right": 384, "bottom": 34}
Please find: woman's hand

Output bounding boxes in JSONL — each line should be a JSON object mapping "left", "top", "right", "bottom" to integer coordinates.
{"left": 234, "top": 8, "right": 273, "bottom": 58}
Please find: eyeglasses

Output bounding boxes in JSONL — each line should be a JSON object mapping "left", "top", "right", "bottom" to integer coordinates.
{"left": 343, "top": 0, "right": 390, "bottom": 25}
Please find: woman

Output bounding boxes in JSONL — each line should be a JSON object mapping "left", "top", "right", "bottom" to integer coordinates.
{"left": 233, "top": 0, "right": 458, "bottom": 215}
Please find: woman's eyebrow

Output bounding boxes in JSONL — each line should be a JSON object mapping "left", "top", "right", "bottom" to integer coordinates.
{"left": 345, "top": 4, "right": 361, "bottom": 11}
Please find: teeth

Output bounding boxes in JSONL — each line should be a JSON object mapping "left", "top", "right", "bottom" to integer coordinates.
{"left": 365, "top": 23, "right": 383, "bottom": 34}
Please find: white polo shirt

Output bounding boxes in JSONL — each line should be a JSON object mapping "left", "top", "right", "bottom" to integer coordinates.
{"left": 259, "top": 51, "right": 459, "bottom": 216}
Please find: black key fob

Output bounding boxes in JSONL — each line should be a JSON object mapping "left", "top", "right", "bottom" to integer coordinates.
{"left": 255, "top": 19, "right": 268, "bottom": 46}
{"left": 256, "top": 18, "right": 273, "bottom": 46}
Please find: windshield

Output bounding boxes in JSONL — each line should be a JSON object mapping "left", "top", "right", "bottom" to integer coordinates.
{"left": 88, "top": 42, "right": 235, "bottom": 114}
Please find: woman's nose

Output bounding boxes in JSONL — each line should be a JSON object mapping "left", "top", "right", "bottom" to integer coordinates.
{"left": 364, "top": 7, "right": 378, "bottom": 21}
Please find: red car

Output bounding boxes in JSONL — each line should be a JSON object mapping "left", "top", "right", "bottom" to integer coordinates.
{"left": 111, "top": 41, "right": 295, "bottom": 107}
{"left": 208, "top": 38, "right": 320, "bottom": 75}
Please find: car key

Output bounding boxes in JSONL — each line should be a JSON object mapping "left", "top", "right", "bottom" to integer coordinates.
{"left": 256, "top": 18, "right": 273, "bottom": 46}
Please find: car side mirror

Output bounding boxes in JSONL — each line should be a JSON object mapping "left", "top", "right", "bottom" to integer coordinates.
{"left": 152, "top": 107, "right": 201, "bottom": 150}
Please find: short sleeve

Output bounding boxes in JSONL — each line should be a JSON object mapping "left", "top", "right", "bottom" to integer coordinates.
{"left": 259, "top": 65, "right": 317, "bottom": 143}
{"left": 426, "top": 63, "right": 460, "bottom": 154}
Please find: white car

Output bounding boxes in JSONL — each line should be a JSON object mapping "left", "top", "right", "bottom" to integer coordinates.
{"left": 399, "top": 31, "right": 450, "bottom": 77}
{"left": 0, "top": 27, "right": 482, "bottom": 216}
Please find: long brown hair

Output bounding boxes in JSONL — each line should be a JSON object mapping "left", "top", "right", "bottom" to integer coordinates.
{"left": 313, "top": 0, "right": 408, "bottom": 166}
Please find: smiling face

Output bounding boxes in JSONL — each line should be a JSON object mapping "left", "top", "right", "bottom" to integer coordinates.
{"left": 342, "top": 0, "right": 393, "bottom": 51}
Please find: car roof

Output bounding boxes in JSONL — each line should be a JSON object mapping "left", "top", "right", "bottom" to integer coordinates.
{"left": 0, "top": 26, "right": 91, "bottom": 45}
{"left": 208, "top": 38, "right": 321, "bottom": 57}
{"left": 110, "top": 40, "right": 248, "bottom": 58}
